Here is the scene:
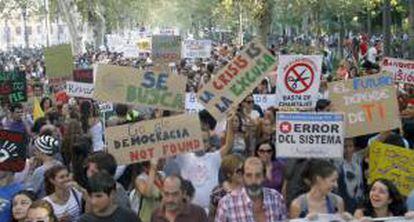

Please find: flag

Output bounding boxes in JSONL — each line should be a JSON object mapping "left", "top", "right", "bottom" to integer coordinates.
{"left": 33, "top": 97, "right": 44, "bottom": 121}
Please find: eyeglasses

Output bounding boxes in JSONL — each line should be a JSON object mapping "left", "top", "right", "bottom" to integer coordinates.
{"left": 258, "top": 149, "right": 273, "bottom": 154}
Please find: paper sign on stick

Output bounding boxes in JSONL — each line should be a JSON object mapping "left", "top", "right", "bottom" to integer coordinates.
{"left": 94, "top": 64, "right": 186, "bottom": 112}
{"left": 0, "top": 129, "right": 26, "bottom": 172}
{"left": 66, "top": 81, "right": 94, "bottom": 99}
{"left": 44, "top": 44, "right": 74, "bottom": 84}
{"left": 276, "top": 112, "right": 344, "bottom": 158}
{"left": 275, "top": 55, "right": 322, "bottom": 108}
{"left": 182, "top": 40, "right": 212, "bottom": 59}
{"left": 328, "top": 73, "right": 401, "bottom": 138}
{"left": 73, "top": 69, "right": 94, "bottom": 83}
{"left": 0, "top": 70, "right": 27, "bottom": 103}
{"left": 152, "top": 35, "right": 181, "bottom": 64}
{"left": 197, "top": 40, "right": 277, "bottom": 121}
{"left": 253, "top": 94, "right": 277, "bottom": 111}
{"left": 105, "top": 114, "right": 204, "bottom": 165}
{"left": 381, "top": 57, "right": 414, "bottom": 85}
{"left": 369, "top": 141, "right": 414, "bottom": 196}
{"left": 185, "top": 93, "right": 204, "bottom": 114}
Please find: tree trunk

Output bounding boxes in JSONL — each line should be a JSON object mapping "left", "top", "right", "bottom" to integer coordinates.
{"left": 238, "top": 1, "right": 243, "bottom": 45}
{"left": 409, "top": 0, "right": 414, "bottom": 59}
{"left": 383, "top": 0, "right": 391, "bottom": 56}
{"left": 22, "top": 6, "right": 29, "bottom": 48}
{"left": 339, "top": 16, "right": 345, "bottom": 58}
{"left": 56, "top": 0, "right": 83, "bottom": 55}
{"left": 367, "top": 5, "right": 372, "bottom": 36}
{"left": 258, "top": 0, "right": 273, "bottom": 46}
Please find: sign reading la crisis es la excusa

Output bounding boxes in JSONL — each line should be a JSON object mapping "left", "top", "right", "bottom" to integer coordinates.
{"left": 276, "top": 112, "right": 344, "bottom": 159}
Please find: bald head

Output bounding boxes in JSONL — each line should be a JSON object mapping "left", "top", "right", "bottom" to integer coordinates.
{"left": 244, "top": 157, "right": 264, "bottom": 174}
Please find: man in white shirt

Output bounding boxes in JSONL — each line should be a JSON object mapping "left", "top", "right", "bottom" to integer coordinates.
{"left": 175, "top": 111, "right": 233, "bottom": 212}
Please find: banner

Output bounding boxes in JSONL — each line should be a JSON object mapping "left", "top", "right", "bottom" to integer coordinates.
{"left": 276, "top": 55, "right": 322, "bottom": 108}
{"left": 369, "top": 141, "right": 414, "bottom": 196}
{"left": 66, "top": 81, "right": 94, "bottom": 99}
{"left": 44, "top": 44, "right": 74, "bottom": 85}
{"left": 105, "top": 114, "right": 204, "bottom": 165}
{"left": 152, "top": 35, "right": 181, "bottom": 64}
{"left": 328, "top": 73, "right": 401, "bottom": 138}
{"left": 73, "top": 69, "right": 94, "bottom": 83}
{"left": 276, "top": 112, "right": 344, "bottom": 158}
{"left": 253, "top": 94, "right": 277, "bottom": 111}
{"left": 185, "top": 93, "right": 204, "bottom": 114}
{"left": 0, "top": 129, "right": 26, "bottom": 172}
{"left": 381, "top": 57, "right": 414, "bottom": 85}
{"left": 94, "top": 64, "right": 186, "bottom": 112}
{"left": 0, "top": 70, "right": 27, "bottom": 103}
{"left": 182, "top": 40, "right": 212, "bottom": 59}
{"left": 197, "top": 40, "right": 277, "bottom": 121}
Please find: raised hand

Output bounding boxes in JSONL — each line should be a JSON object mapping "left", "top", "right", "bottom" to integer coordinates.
{"left": 0, "top": 141, "right": 18, "bottom": 163}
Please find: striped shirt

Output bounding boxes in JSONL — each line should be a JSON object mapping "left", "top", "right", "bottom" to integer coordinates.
{"left": 43, "top": 189, "right": 82, "bottom": 221}
{"left": 215, "top": 187, "right": 287, "bottom": 222}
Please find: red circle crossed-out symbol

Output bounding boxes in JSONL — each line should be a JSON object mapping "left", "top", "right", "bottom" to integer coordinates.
{"left": 284, "top": 62, "right": 315, "bottom": 94}
{"left": 279, "top": 122, "right": 292, "bottom": 134}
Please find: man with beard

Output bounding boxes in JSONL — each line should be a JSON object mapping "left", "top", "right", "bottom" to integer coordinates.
{"left": 150, "top": 176, "right": 207, "bottom": 222}
{"left": 215, "top": 157, "right": 287, "bottom": 222}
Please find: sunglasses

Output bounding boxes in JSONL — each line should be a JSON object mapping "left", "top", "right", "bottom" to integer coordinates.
{"left": 258, "top": 149, "right": 273, "bottom": 154}
{"left": 245, "top": 100, "right": 254, "bottom": 104}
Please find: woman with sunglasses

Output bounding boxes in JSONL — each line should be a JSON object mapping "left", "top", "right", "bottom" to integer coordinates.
{"left": 25, "top": 200, "right": 58, "bottom": 222}
{"left": 254, "top": 141, "right": 285, "bottom": 193}
{"left": 208, "top": 154, "right": 244, "bottom": 221}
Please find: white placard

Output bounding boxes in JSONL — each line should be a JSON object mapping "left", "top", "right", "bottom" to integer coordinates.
{"left": 276, "top": 55, "right": 322, "bottom": 108}
{"left": 66, "top": 81, "right": 94, "bottom": 98}
{"left": 185, "top": 93, "right": 204, "bottom": 114}
{"left": 276, "top": 112, "right": 344, "bottom": 158}
{"left": 253, "top": 94, "right": 277, "bottom": 111}
{"left": 381, "top": 57, "right": 414, "bottom": 85}
{"left": 182, "top": 40, "right": 212, "bottom": 59}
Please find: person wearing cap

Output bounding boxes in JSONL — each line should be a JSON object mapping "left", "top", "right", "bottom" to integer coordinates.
{"left": 26, "top": 135, "right": 62, "bottom": 198}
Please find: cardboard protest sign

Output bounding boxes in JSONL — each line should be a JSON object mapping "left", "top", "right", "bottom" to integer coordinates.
{"left": 0, "top": 129, "right": 26, "bottom": 172}
{"left": 137, "top": 38, "right": 151, "bottom": 52}
{"left": 98, "top": 102, "right": 113, "bottom": 113}
{"left": 73, "top": 69, "right": 94, "bottom": 83}
{"left": 253, "top": 94, "right": 277, "bottom": 111}
{"left": 328, "top": 73, "right": 401, "bottom": 138}
{"left": 185, "top": 93, "right": 204, "bottom": 114}
{"left": 381, "top": 57, "right": 414, "bottom": 85}
{"left": 44, "top": 44, "right": 74, "bottom": 85}
{"left": 197, "top": 40, "right": 277, "bottom": 121}
{"left": 182, "top": 40, "right": 212, "bottom": 59}
{"left": 94, "top": 64, "right": 186, "bottom": 112}
{"left": 0, "top": 70, "right": 27, "bottom": 103}
{"left": 369, "top": 141, "right": 414, "bottom": 196}
{"left": 105, "top": 114, "right": 204, "bottom": 164}
{"left": 276, "top": 112, "right": 344, "bottom": 158}
{"left": 276, "top": 55, "right": 322, "bottom": 108}
{"left": 152, "top": 35, "right": 181, "bottom": 66}
{"left": 66, "top": 81, "right": 94, "bottom": 99}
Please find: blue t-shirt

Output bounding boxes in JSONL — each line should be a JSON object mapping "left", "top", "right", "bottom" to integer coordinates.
{"left": 0, "top": 182, "right": 24, "bottom": 222}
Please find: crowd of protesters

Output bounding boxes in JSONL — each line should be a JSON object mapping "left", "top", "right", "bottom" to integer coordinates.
{"left": 0, "top": 32, "right": 414, "bottom": 222}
